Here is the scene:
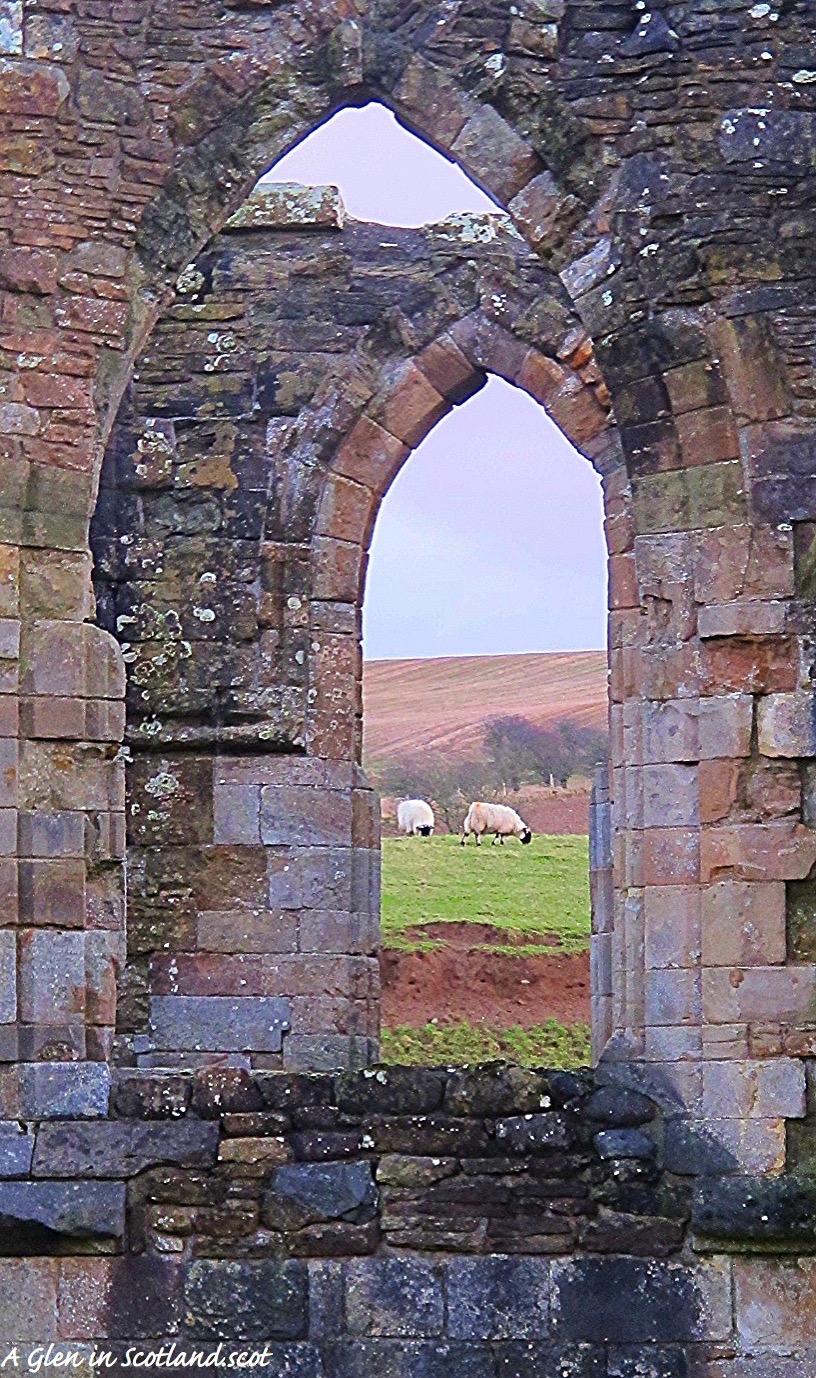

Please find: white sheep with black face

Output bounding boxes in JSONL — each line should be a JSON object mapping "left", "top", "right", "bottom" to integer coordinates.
{"left": 397, "top": 799, "right": 435, "bottom": 837}
{"left": 460, "top": 801, "right": 533, "bottom": 846}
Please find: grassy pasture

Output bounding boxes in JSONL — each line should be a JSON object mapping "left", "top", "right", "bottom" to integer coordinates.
{"left": 380, "top": 832, "right": 591, "bottom": 954}
{"left": 380, "top": 1020, "right": 591, "bottom": 1070}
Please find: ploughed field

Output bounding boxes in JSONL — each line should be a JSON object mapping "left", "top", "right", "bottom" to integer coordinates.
{"left": 379, "top": 834, "right": 591, "bottom": 1069}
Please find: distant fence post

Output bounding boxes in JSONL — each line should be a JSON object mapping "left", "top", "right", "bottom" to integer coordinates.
{"left": 589, "top": 761, "right": 613, "bottom": 1062}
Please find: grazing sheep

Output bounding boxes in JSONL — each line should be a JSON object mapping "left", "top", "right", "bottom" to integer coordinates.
{"left": 397, "top": 799, "right": 435, "bottom": 837}
{"left": 461, "top": 801, "right": 533, "bottom": 846}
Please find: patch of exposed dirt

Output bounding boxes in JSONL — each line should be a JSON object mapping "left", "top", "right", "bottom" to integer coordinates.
{"left": 381, "top": 946, "right": 590, "bottom": 1029}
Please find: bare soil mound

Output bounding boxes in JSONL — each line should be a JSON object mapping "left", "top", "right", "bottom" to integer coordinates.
{"left": 381, "top": 946, "right": 590, "bottom": 1029}
{"left": 404, "top": 922, "right": 560, "bottom": 949}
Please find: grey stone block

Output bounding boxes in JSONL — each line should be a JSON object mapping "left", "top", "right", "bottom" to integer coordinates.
{"left": 32, "top": 1119, "right": 219, "bottom": 1178}
{"left": 260, "top": 783, "right": 351, "bottom": 847}
{"left": 181, "top": 1259, "right": 308, "bottom": 1340}
{"left": 18, "top": 1062, "right": 110, "bottom": 1118}
{"left": 496, "top": 1343, "right": 605, "bottom": 1378}
{"left": 283, "top": 1035, "right": 375, "bottom": 1072}
{"left": 150, "top": 996, "right": 290, "bottom": 1052}
{"left": 0, "top": 1258, "right": 59, "bottom": 1341}
{"left": 585, "top": 1086, "right": 657, "bottom": 1127}
{"left": 0, "top": 1120, "right": 34, "bottom": 1176}
{"left": 263, "top": 1161, "right": 376, "bottom": 1230}
{"left": 345, "top": 1258, "right": 444, "bottom": 1339}
{"left": 0, "top": 1180, "right": 125, "bottom": 1241}
{"left": 551, "top": 1259, "right": 696, "bottom": 1344}
{"left": 446, "top": 1257, "right": 550, "bottom": 1341}
{"left": 594, "top": 1129, "right": 657, "bottom": 1161}
{"left": 327, "top": 1340, "right": 496, "bottom": 1378}
{"left": 0, "top": 930, "right": 15, "bottom": 1023}
{"left": 493, "top": 1113, "right": 572, "bottom": 1154}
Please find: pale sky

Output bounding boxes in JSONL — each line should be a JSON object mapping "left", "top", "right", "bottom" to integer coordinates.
{"left": 267, "top": 104, "right": 607, "bottom": 660}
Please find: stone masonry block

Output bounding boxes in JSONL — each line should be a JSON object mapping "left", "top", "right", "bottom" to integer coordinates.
{"left": 181, "top": 1259, "right": 308, "bottom": 1341}
{"left": 642, "top": 763, "right": 698, "bottom": 827}
{"left": 212, "top": 783, "right": 261, "bottom": 844}
{"left": 18, "top": 929, "right": 85, "bottom": 1023}
{"left": 703, "top": 966, "right": 816, "bottom": 1025}
{"left": 150, "top": 995, "right": 291, "bottom": 1052}
{"left": 735, "top": 1258, "right": 816, "bottom": 1349}
{"left": 0, "top": 1120, "right": 33, "bottom": 1175}
{"left": 699, "top": 696, "right": 753, "bottom": 760}
{"left": 260, "top": 784, "right": 352, "bottom": 847}
{"left": 697, "top": 600, "right": 785, "bottom": 639}
{"left": 18, "top": 857, "right": 86, "bottom": 927}
{"left": 446, "top": 1257, "right": 550, "bottom": 1340}
{"left": 0, "top": 1259, "right": 58, "bottom": 1341}
{"left": 701, "top": 882, "right": 786, "bottom": 966}
{"left": 345, "top": 1257, "right": 444, "bottom": 1338}
{"left": 32, "top": 1119, "right": 219, "bottom": 1178}
{"left": 18, "top": 1062, "right": 110, "bottom": 1118}
{"left": 197, "top": 908, "right": 298, "bottom": 955}
{"left": 0, "top": 927, "right": 14, "bottom": 1022}
{"left": 368, "top": 361, "right": 450, "bottom": 449}
{"left": 0, "top": 1180, "right": 125, "bottom": 1242}
{"left": 644, "top": 886, "right": 701, "bottom": 970}
{"left": 758, "top": 692, "right": 816, "bottom": 758}
{"left": 551, "top": 1258, "right": 731, "bottom": 1344}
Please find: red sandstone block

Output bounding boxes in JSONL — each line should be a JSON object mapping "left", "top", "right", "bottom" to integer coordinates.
{"left": 642, "top": 700, "right": 699, "bottom": 764}
{"left": 698, "top": 599, "right": 785, "bottom": 639}
{"left": 703, "top": 965, "right": 816, "bottom": 1025}
{"left": 702, "top": 1057, "right": 805, "bottom": 1119}
{"left": 643, "top": 1025, "right": 702, "bottom": 1061}
{"left": 197, "top": 908, "right": 298, "bottom": 955}
{"left": 517, "top": 350, "right": 568, "bottom": 406}
{"left": 758, "top": 691, "right": 816, "bottom": 757}
{"left": 333, "top": 415, "right": 409, "bottom": 492}
{"left": 212, "top": 782, "right": 261, "bottom": 845}
{"left": 734, "top": 1258, "right": 816, "bottom": 1349}
{"left": 449, "top": 314, "right": 529, "bottom": 382}
{"left": 18, "top": 809, "right": 84, "bottom": 858}
{"left": 20, "top": 621, "right": 85, "bottom": 696}
{"left": 675, "top": 404, "right": 739, "bottom": 467}
{"left": 700, "top": 635, "right": 797, "bottom": 695}
{"left": 450, "top": 103, "right": 541, "bottom": 205}
{"left": 701, "top": 820, "right": 816, "bottom": 883}
{"left": 416, "top": 334, "right": 483, "bottom": 403}
{"left": 694, "top": 522, "right": 794, "bottom": 603}
{"left": 607, "top": 552, "right": 639, "bottom": 610}
{"left": 706, "top": 1117, "right": 786, "bottom": 1175}
{"left": 151, "top": 951, "right": 264, "bottom": 997}
{"left": 698, "top": 758, "right": 740, "bottom": 824}
{"left": 392, "top": 55, "right": 475, "bottom": 148}
{"left": 509, "top": 171, "right": 571, "bottom": 254}
{"left": 260, "top": 783, "right": 351, "bottom": 848}
{"left": 0, "top": 737, "right": 17, "bottom": 808}
{"left": 640, "top": 644, "right": 700, "bottom": 701}
{"left": 0, "top": 1257, "right": 59, "bottom": 1339}
{"left": 85, "top": 930, "right": 124, "bottom": 1025}
{"left": 18, "top": 858, "right": 86, "bottom": 927}
{"left": 644, "top": 968, "right": 701, "bottom": 1026}
{"left": 315, "top": 473, "right": 375, "bottom": 544}
{"left": 368, "top": 360, "right": 450, "bottom": 447}
{"left": 644, "top": 885, "right": 701, "bottom": 970}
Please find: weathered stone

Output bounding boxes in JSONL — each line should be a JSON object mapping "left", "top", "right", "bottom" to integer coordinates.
{"left": 0, "top": 1181, "right": 125, "bottom": 1243}
{"left": 345, "top": 1258, "right": 444, "bottom": 1339}
{"left": 446, "top": 1257, "right": 550, "bottom": 1340}
{"left": 594, "top": 1130, "right": 656, "bottom": 1162}
{"left": 493, "top": 1113, "right": 572, "bottom": 1153}
{"left": 32, "top": 1120, "right": 219, "bottom": 1178}
{"left": 263, "top": 1161, "right": 376, "bottom": 1230}
{"left": 0, "top": 1120, "right": 33, "bottom": 1176}
{"left": 181, "top": 1259, "right": 308, "bottom": 1340}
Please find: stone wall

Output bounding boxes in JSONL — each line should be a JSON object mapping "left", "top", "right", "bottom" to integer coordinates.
{"left": 92, "top": 193, "right": 609, "bottom": 1072}
{"left": 2, "top": 1062, "right": 816, "bottom": 1367}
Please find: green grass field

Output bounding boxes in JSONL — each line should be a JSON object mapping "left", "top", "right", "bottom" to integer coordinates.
{"left": 380, "top": 1020, "right": 591, "bottom": 1069}
{"left": 381, "top": 833, "right": 591, "bottom": 954}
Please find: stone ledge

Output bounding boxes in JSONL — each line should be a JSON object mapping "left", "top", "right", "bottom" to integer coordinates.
{"left": 693, "top": 1173, "right": 816, "bottom": 1252}
{"left": 224, "top": 183, "right": 346, "bottom": 232}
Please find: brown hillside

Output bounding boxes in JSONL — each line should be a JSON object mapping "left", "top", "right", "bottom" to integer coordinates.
{"left": 362, "top": 651, "right": 608, "bottom": 762}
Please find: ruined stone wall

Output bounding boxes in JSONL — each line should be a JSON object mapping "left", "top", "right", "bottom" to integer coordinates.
{"left": 2, "top": 1, "right": 816, "bottom": 1359}
{"left": 93, "top": 193, "right": 609, "bottom": 1073}
{"left": 3, "top": 1061, "right": 816, "bottom": 1371}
